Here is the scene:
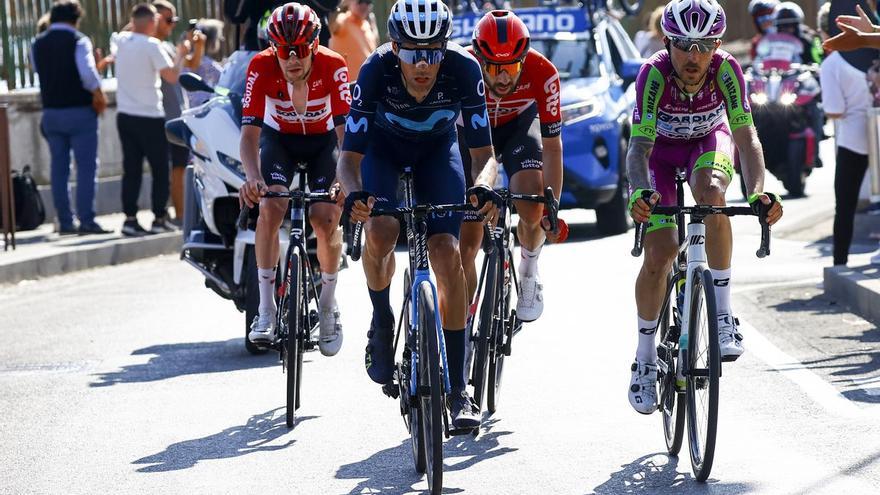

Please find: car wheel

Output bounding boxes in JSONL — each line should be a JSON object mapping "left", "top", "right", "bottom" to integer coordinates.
{"left": 596, "top": 138, "right": 632, "bottom": 236}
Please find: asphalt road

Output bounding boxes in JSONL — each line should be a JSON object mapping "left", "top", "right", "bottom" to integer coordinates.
{"left": 3, "top": 138, "right": 880, "bottom": 494}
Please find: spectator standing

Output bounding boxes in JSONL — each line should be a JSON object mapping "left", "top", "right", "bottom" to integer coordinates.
{"left": 31, "top": 0, "right": 110, "bottom": 235}
{"left": 236, "top": 0, "right": 338, "bottom": 50}
{"left": 820, "top": 7, "right": 874, "bottom": 266}
{"left": 183, "top": 19, "right": 225, "bottom": 108}
{"left": 152, "top": 0, "right": 191, "bottom": 225}
{"left": 114, "top": 3, "right": 184, "bottom": 236}
{"left": 633, "top": 6, "right": 664, "bottom": 58}
{"left": 329, "top": 0, "right": 378, "bottom": 79}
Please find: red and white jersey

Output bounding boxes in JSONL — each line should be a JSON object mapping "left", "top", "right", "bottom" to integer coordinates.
{"left": 469, "top": 48, "right": 562, "bottom": 137}
{"left": 241, "top": 45, "right": 351, "bottom": 134}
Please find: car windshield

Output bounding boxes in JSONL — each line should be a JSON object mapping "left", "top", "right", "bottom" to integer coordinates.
{"left": 530, "top": 38, "right": 600, "bottom": 80}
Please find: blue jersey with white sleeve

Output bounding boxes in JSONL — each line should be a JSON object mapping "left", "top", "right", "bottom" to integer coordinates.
{"left": 342, "top": 42, "right": 492, "bottom": 153}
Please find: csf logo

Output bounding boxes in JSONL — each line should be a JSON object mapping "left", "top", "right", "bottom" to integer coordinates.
{"left": 334, "top": 67, "right": 352, "bottom": 104}
{"left": 242, "top": 71, "right": 258, "bottom": 108}
{"left": 543, "top": 74, "right": 560, "bottom": 117}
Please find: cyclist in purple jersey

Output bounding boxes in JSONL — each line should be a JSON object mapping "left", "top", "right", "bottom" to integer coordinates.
{"left": 625, "top": 0, "right": 784, "bottom": 415}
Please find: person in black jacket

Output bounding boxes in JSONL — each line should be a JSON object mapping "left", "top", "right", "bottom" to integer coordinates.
{"left": 31, "top": 0, "right": 110, "bottom": 235}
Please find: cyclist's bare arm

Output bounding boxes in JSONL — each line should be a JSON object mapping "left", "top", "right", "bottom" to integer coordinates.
{"left": 731, "top": 125, "right": 766, "bottom": 197}
{"left": 626, "top": 135, "right": 657, "bottom": 223}
{"left": 335, "top": 124, "right": 345, "bottom": 149}
{"left": 469, "top": 145, "right": 500, "bottom": 221}
{"left": 240, "top": 125, "right": 264, "bottom": 207}
{"left": 337, "top": 150, "right": 364, "bottom": 197}
{"left": 542, "top": 135, "right": 563, "bottom": 201}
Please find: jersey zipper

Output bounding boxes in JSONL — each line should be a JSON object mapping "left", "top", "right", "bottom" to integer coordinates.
{"left": 287, "top": 80, "right": 309, "bottom": 135}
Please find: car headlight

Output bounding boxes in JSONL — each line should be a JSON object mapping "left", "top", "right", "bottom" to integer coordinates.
{"left": 217, "top": 151, "right": 245, "bottom": 178}
{"left": 780, "top": 92, "right": 797, "bottom": 106}
{"left": 562, "top": 97, "right": 603, "bottom": 125}
{"left": 751, "top": 92, "right": 768, "bottom": 106}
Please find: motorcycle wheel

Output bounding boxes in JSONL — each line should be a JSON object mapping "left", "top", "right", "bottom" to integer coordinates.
{"left": 244, "top": 245, "right": 268, "bottom": 355}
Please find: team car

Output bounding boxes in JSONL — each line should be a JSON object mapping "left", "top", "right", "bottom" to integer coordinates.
{"left": 453, "top": 5, "right": 643, "bottom": 235}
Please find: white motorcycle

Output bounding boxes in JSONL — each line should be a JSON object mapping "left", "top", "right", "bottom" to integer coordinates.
{"left": 167, "top": 51, "right": 332, "bottom": 354}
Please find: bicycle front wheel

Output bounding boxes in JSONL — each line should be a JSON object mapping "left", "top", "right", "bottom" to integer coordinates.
{"left": 417, "top": 281, "right": 444, "bottom": 494}
{"left": 285, "top": 251, "right": 303, "bottom": 429}
{"left": 472, "top": 252, "right": 498, "bottom": 410}
{"left": 487, "top": 252, "right": 512, "bottom": 414}
{"left": 659, "top": 274, "right": 685, "bottom": 455}
{"left": 686, "top": 268, "right": 720, "bottom": 481}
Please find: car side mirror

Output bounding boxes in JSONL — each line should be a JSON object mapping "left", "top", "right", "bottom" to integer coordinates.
{"left": 180, "top": 72, "right": 215, "bottom": 94}
{"left": 620, "top": 59, "right": 643, "bottom": 88}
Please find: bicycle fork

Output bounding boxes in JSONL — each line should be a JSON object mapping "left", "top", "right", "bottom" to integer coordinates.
{"left": 677, "top": 220, "right": 708, "bottom": 389}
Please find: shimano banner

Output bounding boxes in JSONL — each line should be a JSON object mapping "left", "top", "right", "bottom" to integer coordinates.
{"left": 451, "top": 7, "right": 589, "bottom": 40}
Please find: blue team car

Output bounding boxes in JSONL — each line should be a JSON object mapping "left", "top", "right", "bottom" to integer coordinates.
{"left": 453, "top": 6, "right": 643, "bottom": 235}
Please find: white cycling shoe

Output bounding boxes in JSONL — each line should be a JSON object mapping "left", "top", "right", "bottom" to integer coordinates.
{"left": 718, "top": 313, "right": 744, "bottom": 362}
{"left": 516, "top": 273, "right": 544, "bottom": 322}
{"left": 248, "top": 313, "right": 276, "bottom": 346}
{"left": 629, "top": 358, "right": 658, "bottom": 415}
{"left": 318, "top": 306, "right": 343, "bottom": 357}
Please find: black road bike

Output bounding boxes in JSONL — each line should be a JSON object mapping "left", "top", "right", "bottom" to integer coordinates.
{"left": 238, "top": 164, "right": 335, "bottom": 428}
{"left": 469, "top": 187, "right": 558, "bottom": 417}
{"left": 631, "top": 169, "right": 773, "bottom": 481}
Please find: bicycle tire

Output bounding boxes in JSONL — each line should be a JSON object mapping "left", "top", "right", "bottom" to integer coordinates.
{"left": 659, "top": 273, "right": 685, "bottom": 456}
{"left": 418, "top": 281, "right": 444, "bottom": 494}
{"left": 487, "top": 251, "right": 512, "bottom": 414}
{"left": 285, "top": 251, "right": 303, "bottom": 429}
{"left": 405, "top": 270, "right": 427, "bottom": 474}
{"left": 472, "top": 252, "right": 498, "bottom": 410}
{"left": 686, "top": 268, "right": 720, "bottom": 482}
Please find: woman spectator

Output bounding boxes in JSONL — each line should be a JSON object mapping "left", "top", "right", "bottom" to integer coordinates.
{"left": 633, "top": 6, "right": 664, "bottom": 58}
{"left": 183, "top": 19, "right": 225, "bottom": 108}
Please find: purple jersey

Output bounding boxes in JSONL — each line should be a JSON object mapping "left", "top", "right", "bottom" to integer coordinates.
{"left": 632, "top": 49, "right": 753, "bottom": 143}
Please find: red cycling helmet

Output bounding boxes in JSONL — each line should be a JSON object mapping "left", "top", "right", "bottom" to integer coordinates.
{"left": 472, "top": 10, "right": 530, "bottom": 64}
{"left": 267, "top": 2, "right": 321, "bottom": 50}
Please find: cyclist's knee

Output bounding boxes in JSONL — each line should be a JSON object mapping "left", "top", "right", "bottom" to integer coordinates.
{"left": 515, "top": 201, "right": 542, "bottom": 226}
{"left": 365, "top": 217, "right": 399, "bottom": 256}
{"left": 427, "top": 235, "right": 462, "bottom": 272}
{"left": 257, "top": 198, "right": 286, "bottom": 228}
{"left": 643, "top": 236, "right": 677, "bottom": 273}
{"left": 309, "top": 205, "right": 341, "bottom": 241}
{"left": 459, "top": 222, "right": 482, "bottom": 263}
{"left": 694, "top": 183, "right": 727, "bottom": 206}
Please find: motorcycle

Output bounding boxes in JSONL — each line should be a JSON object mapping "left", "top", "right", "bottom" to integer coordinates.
{"left": 739, "top": 33, "right": 822, "bottom": 198}
{"left": 166, "top": 51, "right": 331, "bottom": 354}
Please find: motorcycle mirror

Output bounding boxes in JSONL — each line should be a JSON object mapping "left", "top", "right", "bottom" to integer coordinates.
{"left": 179, "top": 73, "right": 216, "bottom": 94}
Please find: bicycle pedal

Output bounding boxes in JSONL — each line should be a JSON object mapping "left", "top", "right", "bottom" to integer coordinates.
{"left": 448, "top": 426, "right": 478, "bottom": 436}
{"left": 382, "top": 381, "right": 399, "bottom": 399}
{"left": 303, "top": 340, "right": 318, "bottom": 352}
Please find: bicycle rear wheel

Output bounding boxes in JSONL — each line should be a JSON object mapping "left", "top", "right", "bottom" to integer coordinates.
{"left": 472, "top": 253, "right": 498, "bottom": 410}
{"left": 659, "top": 274, "right": 685, "bottom": 455}
{"left": 285, "top": 251, "right": 303, "bottom": 428}
{"left": 686, "top": 268, "right": 720, "bottom": 481}
{"left": 418, "top": 281, "right": 444, "bottom": 494}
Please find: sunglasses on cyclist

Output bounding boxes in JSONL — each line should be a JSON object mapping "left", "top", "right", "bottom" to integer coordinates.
{"left": 274, "top": 43, "right": 313, "bottom": 60}
{"left": 483, "top": 60, "right": 523, "bottom": 78}
{"left": 669, "top": 37, "right": 719, "bottom": 53}
{"left": 397, "top": 47, "right": 445, "bottom": 65}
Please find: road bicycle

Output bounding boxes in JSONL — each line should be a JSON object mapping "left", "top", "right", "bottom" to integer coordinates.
{"left": 346, "top": 168, "right": 478, "bottom": 495}
{"left": 237, "top": 164, "right": 335, "bottom": 428}
{"left": 468, "top": 187, "right": 558, "bottom": 417}
{"left": 630, "top": 169, "right": 772, "bottom": 481}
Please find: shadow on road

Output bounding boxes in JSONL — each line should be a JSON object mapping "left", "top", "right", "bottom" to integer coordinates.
{"left": 132, "top": 407, "right": 310, "bottom": 472}
{"left": 590, "top": 453, "right": 755, "bottom": 494}
{"left": 90, "top": 338, "right": 277, "bottom": 387}
{"left": 335, "top": 418, "right": 515, "bottom": 494}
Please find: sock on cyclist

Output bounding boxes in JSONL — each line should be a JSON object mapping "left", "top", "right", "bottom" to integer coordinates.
{"left": 710, "top": 267, "right": 732, "bottom": 316}
{"left": 636, "top": 316, "right": 659, "bottom": 362}
{"left": 519, "top": 244, "right": 543, "bottom": 278}
{"left": 258, "top": 268, "right": 277, "bottom": 317}
{"left": 319, "top": 272, "right": 338, "bottom": 310}
{"left": 443, "top": 328, "right": 467, "bottom": 390}
{"left": 368, "top": 285, "right": 395, "bottom": 330}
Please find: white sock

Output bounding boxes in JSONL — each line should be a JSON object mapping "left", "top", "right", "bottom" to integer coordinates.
{"left": 258, "top": 268, "right": 277, "bottom": 317}
{"left": 319, "top": 272, "right": 338, "bottom": 310}
{"left": 710, "top": 267, "right": 732, "bottom": 316}
{"left": 519, "top": 244, "right": 542, "bottom": 278}
{"left": 636, "top": 316, "right": 659, "bottom": 362}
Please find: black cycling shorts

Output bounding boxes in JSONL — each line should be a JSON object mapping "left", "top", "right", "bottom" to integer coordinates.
{"left": 260, "top": 128, "right": 337, "bottom": 193}
{"left": 459, "top": 107, "right": 543, "bottom": 222}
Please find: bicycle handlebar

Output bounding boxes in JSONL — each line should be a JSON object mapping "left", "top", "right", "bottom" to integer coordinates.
{"left": 631, "top": 191, "right": 773, "bottom": 259}
{"left": 236, "top": 190, "right": 334, "bottom": 231}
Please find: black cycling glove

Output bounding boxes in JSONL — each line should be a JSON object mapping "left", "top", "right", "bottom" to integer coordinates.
{"left": 466, "top": 185, "right": 502, "bottom": 210}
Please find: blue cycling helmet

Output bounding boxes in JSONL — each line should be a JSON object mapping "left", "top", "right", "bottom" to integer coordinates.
{"left": 387, "top": 0, "right": 453, "bottom": 45}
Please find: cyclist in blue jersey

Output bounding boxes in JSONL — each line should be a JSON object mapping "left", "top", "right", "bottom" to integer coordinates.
{"left": 337, "top": 0, "right": 499, "bottom": 429}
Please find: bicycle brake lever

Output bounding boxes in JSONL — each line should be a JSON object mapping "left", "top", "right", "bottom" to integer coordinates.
{"left": 237, "top": 205, "right": 250, "bottom": 231}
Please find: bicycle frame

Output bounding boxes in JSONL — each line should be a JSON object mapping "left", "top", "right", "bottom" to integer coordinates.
{"left": 278, "top": 165, "right": 321, "bottom": 318}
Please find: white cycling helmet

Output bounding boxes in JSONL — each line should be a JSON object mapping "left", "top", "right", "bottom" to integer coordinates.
{"left": 661, "top": 0, "right": 727, "bottom": 40}
{"left": 387, "top": 0, "right": 453, "bottom": 45}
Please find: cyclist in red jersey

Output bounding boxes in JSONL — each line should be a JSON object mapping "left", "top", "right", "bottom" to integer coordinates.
{"left": 239, "top": 2, "right": 351, "bottom": 356}
{"left": 459, "top": 10, "right": 565, "bottom": 324}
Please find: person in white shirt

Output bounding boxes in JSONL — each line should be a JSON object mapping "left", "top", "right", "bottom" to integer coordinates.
{"left": 114, "top": 3, "right": 184, "bottom": 236}
{"left": 819, "top": 9, "right": 875, "bottom": 266}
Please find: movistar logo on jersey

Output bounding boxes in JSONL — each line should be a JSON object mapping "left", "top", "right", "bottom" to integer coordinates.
{"left": 385, "top": 110, "right": 456, "bottom": 132}
{"left": 346, "top": 116, "right": 369, "bottom": 133}
{"left": 471, "top": 110, "right": 489, "bottom": 130}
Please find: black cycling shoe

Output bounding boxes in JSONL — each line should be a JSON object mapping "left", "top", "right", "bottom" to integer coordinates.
{"left": 365, "top": 322, "right": 394, "bottom": 384}
{"left": 447, "top": 388, "right": 480, "bottom": 429}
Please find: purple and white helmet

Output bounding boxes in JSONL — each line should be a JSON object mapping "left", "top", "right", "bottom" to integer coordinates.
{"left": 661, "top": 0, "right": 727, "bottom": 40}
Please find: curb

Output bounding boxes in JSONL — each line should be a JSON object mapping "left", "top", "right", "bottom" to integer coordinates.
{"left": 823, "top": 265, "right": 880, "bottom": 324}
{"left": 0, "top": 233, "right": 181, "bottom": 285}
